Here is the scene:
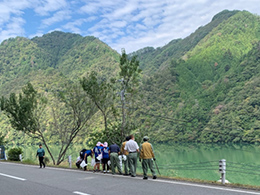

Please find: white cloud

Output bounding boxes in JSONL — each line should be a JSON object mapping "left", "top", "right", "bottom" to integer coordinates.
{"left": 33, "top": 0, "right": 68, "bottom": 16}
{"left": 0, "top": 17, "right": 26, "bottom": 41}
{"left": 40, "top": 10, "right": 71, "bottom": 28}
{"left": 0, "top": 0, "right": 260, "bottom": 53}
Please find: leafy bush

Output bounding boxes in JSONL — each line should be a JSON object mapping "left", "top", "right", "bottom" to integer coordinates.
{"left": 7, "top": 147, "right": 23, "bottom": 161}
{"left": 44, "top": 156, "right": 50, "bottom": 165}
{"left": 0, "top": 132, "right": 6, "bottom": 145}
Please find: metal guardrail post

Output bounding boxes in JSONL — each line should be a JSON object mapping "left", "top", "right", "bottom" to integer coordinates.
{"left": 219, "top": 159, "right": 226, "bottom": 184}
{"left": 68, "top": 155, "right": 72, "bottom": 168}
{"left": 19, "top": 154, "right": 23, "bottom": 162}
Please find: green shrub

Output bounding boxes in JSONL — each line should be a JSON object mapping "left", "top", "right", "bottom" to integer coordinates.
{"left": 43, "top": 156, "right": 50, "bottom": 164}
{"left": 7, "top": 147, "right": 23, "bottom": 161}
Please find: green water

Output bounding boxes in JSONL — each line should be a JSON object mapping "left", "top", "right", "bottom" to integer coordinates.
{"left": 7, "top": 143, "right": 260, "bottom": 186}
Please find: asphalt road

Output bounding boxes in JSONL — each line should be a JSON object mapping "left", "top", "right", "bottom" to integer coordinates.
{"left": 0, "top": 161, "right": 260, "bottom": 195}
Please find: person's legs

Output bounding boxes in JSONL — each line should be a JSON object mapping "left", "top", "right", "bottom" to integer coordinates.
{"left": 39, "top": 157, "right": 42, "bottom": 168}
{"left": 102, "top": 159, "right": 108, "bottom": 172}
{"left": 148, "top": 159, "right": 156, "bottom": 178}
{"left": 132, "top": 153, "right": 137, "bottom": 176}
{"left": 110, "top": 153, "right": 116, "bottom": 174}
{"left": 93, "top": 158, "right": 97, "bottom": 171}
{"left": 84, "top": 158, "right": 88, "bottom": 171}
{"left": 39, "top": 157, "right": 45, "bottom": 168}
{"left": 142, "top": 159, "right": 148, "bottom": 179}
{"left": 107, "top": 158, "right": 110, "bottom": 172}
{"left": 123, "top": 158, "right": 128, "bottom": 175}
{"left": 128, "top": 153, "right": 135, "bottom": 176}
{"left": 42, "top": 159, "right": 45, "bottom": 168}
{"left": 127, "top": 155, "right": 131, "bottom": 175}
{"left": 94, "top": 157, "right": 100, "bottom": 171}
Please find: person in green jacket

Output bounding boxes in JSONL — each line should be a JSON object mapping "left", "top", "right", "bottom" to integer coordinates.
{"left": 36, "top": 144, "right": 45, "bottom": 168}
{"left": 139, "top": 136, "right": 156, "bottom": 180}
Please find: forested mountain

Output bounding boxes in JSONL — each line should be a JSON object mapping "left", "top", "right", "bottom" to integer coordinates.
{"left": 135, "top": 10, "right": 260, "bottom": 143}
{"left": 0, "top": 10, "right": 260, "bottom": 145}
{"left": 131, "top": 10, "right": 240, "bottom": 74}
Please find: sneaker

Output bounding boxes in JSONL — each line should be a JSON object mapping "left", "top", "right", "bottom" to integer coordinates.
{"left": 143, "top": 177, "right": 148, "bottom": 180}
{"left": 107, "top": 170, "right": 109, "bottom": 173}
{"left": 153, "top": 176, "right": 157, "bottom": 179}
{"left": 103, "top": 170, "right": 106, "bottom": 173}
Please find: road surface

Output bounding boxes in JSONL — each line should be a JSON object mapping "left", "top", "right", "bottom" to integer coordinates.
{"left": 0, "top": 161, "right": 259, "bottom": 195}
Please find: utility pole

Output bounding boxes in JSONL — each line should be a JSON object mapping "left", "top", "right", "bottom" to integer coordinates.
{"left": 119, "top": 78, "right": 126, "bottom": 142}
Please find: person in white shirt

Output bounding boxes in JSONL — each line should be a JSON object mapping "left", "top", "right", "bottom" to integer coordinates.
{"left": 124, "top": 134, "right": 139, "bottom": 177}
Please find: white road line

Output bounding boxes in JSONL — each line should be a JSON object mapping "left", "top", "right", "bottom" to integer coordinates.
{"left": 155, "top": 179, "right": 260, "bottom": 195}
{"left": 73, "top": 191, "right": 91, "bottom": 195}
{"left": 0, "top": 173, "right": 26, "bottom": 181}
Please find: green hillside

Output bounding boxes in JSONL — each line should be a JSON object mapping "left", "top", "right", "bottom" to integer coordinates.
{"left": 131, "top": 10, "right": 240, "bottom": 74}
{"left": 136, "top": 10, "right": 260, "bottom": 143}
{"left": 0, "top": 10, "right": 260, "bottom": 145}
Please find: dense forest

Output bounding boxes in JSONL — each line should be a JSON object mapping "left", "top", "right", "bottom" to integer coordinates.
{"left": 0, "top": 10, "right": 260, "bottom": 147}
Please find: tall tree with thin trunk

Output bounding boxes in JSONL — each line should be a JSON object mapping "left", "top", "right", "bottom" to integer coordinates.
{"left": 118, "top": 49, "right": 142, "bottom": 141}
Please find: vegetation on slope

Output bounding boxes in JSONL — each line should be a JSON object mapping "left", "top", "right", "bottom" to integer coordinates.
{"left": 0, "top": 10, "right": 260, "bottom": 146}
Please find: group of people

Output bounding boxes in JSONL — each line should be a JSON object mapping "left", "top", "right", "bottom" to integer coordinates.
{"left": 76, "top": 134, "right": 157, "bottom": 180}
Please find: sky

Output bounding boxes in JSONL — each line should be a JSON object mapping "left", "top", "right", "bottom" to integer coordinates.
{"left": 0, "top": 0, "right": 259, "bottom": 53}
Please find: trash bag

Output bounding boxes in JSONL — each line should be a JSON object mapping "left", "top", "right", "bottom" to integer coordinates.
{"left": 80, "top": 160, "right": 87, "bottom": 168}
{"left": 118, "top": 155, "right": 122, "bottom": 170}
{"left": 91, "top": 158, "right": 96, "bottom": 167}
{"left": 97, "top": 154, "right": 102, "bottom": 161}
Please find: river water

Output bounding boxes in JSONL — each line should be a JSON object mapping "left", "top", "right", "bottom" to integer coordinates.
{"left": 7, "top": 143, "right": 260, "bottom": 186}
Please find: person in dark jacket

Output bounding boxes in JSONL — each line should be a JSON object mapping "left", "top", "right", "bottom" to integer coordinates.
{"left": 109, "top": 142, "right": 122, "bottom": 175}
{"left": 36, "top": 144, "right": 45, "bottom": 168}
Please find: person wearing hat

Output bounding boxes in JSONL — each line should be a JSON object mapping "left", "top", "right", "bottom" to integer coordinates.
{"left": 36, "top": 144, "right": 45, "bottom": 168}
{"left": 139, "top": 136, "right": 157, "bottom": 180}
{"left": 124, "top": 134, "right": 139, "bottom": 177}
{"left": 93, "top": 142, "right": 102, "bottom": 172}
{"left": 101, "top": 142, "right": 110, "bottom": 173}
